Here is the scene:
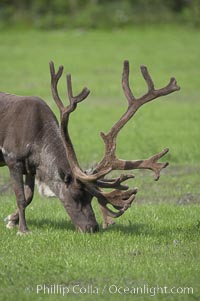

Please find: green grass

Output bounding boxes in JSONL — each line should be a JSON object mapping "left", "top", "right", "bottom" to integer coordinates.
{"left": 0, "top": 25, "right": 200, "bottom": 301}
{"left": 1, "top": 198, "right": 200, "bottom": 301}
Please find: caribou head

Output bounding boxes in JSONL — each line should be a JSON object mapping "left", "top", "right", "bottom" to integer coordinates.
{"left": 49, "top": 60, "right": 180, "bottom": 230}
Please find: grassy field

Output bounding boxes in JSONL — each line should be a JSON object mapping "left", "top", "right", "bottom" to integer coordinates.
{"left": 0, "top": 25, "right": 200, "bottom": 301}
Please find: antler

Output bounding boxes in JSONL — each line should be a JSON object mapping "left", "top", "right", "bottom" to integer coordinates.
{"left": 93, "top": 61, "right": 179, "bottom": 180}
{"left": 49, "top": 60, "right": 180, "bottom": 228}
{"left": 49, "top": 61, "right": 90, "bottom": 174}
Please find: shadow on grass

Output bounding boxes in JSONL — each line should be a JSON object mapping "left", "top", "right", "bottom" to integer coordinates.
{"left": 104, "top": 221, "right": 200, "bottom": 240}
{"left": 104, "top": 222, "right": 153, "bottom": 236}
{"left": 28, "top": 218, "right": 75, "bottom": 232}
{"left": 28, "top": 218, "right": 149, "bottom": 235}
{"left": 27, "top": 217, "right": 200, "bottom": 239}
{"left": 28, "top": 217, "right": 147, "bottom": 234}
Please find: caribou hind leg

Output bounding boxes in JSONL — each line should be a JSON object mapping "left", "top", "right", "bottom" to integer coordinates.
{"left": 5, "top": 171, "right": 35, "bottom": 234}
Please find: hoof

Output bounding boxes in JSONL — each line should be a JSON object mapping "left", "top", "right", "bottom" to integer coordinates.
{"left": 17, "top": 230, "right": 31, "bottom": 236}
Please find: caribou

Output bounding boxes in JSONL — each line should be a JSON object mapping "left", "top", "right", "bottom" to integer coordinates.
{"left": 0, "top": 60, "right": 180, "bottom": 234}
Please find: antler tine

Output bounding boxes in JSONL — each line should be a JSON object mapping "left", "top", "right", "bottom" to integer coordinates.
{"left": 84, "top": 182, "right": 138, "bottom": 219}
{"left": 139, "top": 65, "right": 180, "bottom": 105}
{"left": 140, "top": 65, "right": 155, "bottom": 92}
{"left": 66, "top": 74, "right": 90, "bottom": 106}
{"left": 97, "top": 174, "right": 135, "bottom": 190}
{"left": 122, "top": 60, "right": 136, "bottom": 105}
{"left": 49, "top": 61, "right": 64, "bottom": 115}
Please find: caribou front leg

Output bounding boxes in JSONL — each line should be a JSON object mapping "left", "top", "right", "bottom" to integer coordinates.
{"left": 4, "top": 161, "right": 32, "bottom": 234}
{"left": 11, "top": 164, "right": 28, "bottom": 234}
{"left": 5, "top": 173, "right": 35, "bottom": 231}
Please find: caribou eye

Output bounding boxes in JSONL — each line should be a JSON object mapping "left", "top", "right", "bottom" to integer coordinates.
{"left": 64, "top": 173, "right": 72, "bottom": 185}
{"left": 59, "top": 169, "right": 72, "bottom": 186}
